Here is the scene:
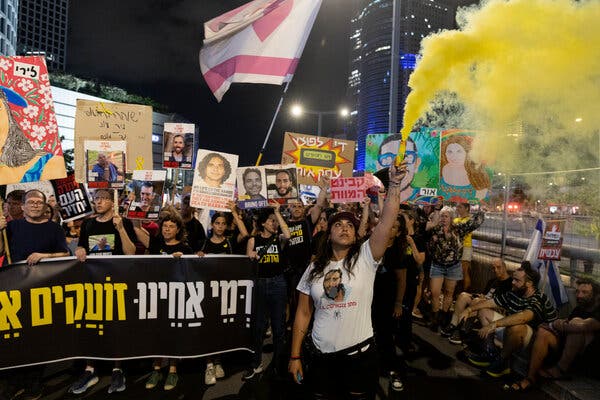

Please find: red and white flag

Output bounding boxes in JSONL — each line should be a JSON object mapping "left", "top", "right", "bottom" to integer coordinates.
{"left": 199, "top": 0, "right": 322, "bottom": 102}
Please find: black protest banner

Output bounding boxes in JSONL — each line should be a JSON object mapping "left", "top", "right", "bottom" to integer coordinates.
{"left": 0, "top": 255, "right": 255, "bottom": 370}
{"left": 50, "top": 174, "right": 93, "bottom": 222}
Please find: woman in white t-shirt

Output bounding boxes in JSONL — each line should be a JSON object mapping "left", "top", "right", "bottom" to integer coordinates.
{"left": 288, "top": 163, "right": 407, "bottom": 399}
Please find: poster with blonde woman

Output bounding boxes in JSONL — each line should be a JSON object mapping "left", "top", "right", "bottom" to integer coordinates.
{"left": 438, "top": 130, "right": 492, "bottom": 203}
{"left": 0, "top": 56, "right": 66, "bottom": 185}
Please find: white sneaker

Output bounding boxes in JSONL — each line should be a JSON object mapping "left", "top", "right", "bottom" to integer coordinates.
{"left": 214, "top": 363, "right": 225, "bottom": 379}
{"left": 205, "top": 365, "right": 217, "bottom": 386}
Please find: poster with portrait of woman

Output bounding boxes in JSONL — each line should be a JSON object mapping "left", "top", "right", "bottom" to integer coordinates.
{"left": 438, "top": 130, "right": 493, "bottom": 203}
{"left": 162, "top": 123, "right": 195, "bottom": 169}
{"left": 190, "top": 149, "right": 238, "bottom": 211}
{"left": 236, "top": 166, "right": 268, "bottom": 209}
{"left": 0, "top": 56, "right": 66, "bottom": 185}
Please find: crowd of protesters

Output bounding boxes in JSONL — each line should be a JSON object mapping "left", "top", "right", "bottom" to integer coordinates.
{"left": 1, "top": 164, "right": 598, "bottom": 399}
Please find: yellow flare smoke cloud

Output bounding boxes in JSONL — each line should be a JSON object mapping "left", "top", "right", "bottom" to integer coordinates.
{"left": 400, "top": 0, "right": 600, "bottom": 172}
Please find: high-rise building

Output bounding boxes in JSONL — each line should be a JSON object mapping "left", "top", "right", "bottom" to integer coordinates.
{"left": 349, "top": 0, "right": 458, "bottom": 170}
{"left": 0, "top": 0, "right": 19, "bottom": 56}
{"left": 17, "top": 0, "right": 69, "bottom": 71}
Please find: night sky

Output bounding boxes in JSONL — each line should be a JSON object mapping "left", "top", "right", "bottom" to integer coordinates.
{"left": 67, "top": 0, "right": 353, "bottom": 167}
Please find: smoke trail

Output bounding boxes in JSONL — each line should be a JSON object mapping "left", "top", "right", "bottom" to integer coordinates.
{"left": 401, "top": 0, "right": 600, "bottom": 173}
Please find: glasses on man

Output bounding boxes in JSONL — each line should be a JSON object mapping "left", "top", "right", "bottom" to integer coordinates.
{"left": 378, "top": 151, "right": 417, "bottom": 167}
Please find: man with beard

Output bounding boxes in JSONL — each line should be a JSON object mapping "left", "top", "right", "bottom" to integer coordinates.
{"left": 168, "top": 134, "right": 188, "bottom": 162}
{"left": 461, "top": 263, "right": 557, "bottom": 378}
{"left": 273, "top": 169, "right": 297, "bottom": 200}
{"left": 506, "top": 278, "right": 600, "bottom": 391}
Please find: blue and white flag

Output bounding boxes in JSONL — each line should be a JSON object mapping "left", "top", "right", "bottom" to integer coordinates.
{"left": 524, "top": 218, "right": 569, "bottom": 308}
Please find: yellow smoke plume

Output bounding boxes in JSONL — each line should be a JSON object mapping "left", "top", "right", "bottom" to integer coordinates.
{"left": 400, "top": 0, "right": 600, "bottom": 173}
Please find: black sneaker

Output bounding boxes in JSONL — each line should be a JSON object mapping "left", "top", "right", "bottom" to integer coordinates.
{"left": 449, "top": 329, "right": 463, "bottom": 345}
{"left": 486, "top": 357, "right": 511, "bottom": 378}
{"left": 440, "top": 324, "right": 456, "bottom": 337}
{"left": 69, "top": 370, "right": 99, "bottom": 394}
{"left": 108, "top": 369, "right": 126, "bottom": 394}
{"left": 241, "top": 364, "right": 264, "bottom": 381}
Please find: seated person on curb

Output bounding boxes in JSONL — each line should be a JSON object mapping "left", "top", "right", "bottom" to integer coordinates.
{"left": 460, "top": 264, "right": 557, "bottom": 378}
{"left": 506, "top": 278, "right": 600, "bottom": 392}
{"left": 441, "top": 258, "right": 512, "bottom": 344}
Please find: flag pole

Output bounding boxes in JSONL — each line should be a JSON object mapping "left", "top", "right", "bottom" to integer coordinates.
{"left": 255, "top": 80, "right": 292, "bottom": 166}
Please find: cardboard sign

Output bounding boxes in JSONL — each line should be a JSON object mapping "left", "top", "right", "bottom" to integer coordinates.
{"left": 0, "top": 56, "right": 66, "bottom": 185}
{"left": 538, "top": 220, "right": 565, "bottom": 261}
{"left": 126, "top": 170, "right": 167, "bottom": 220}
{"left": 281, "top": 132, "right": 355, "bottom": 185}
{"left": 190, "top": 149, "right": 239, "bottom": 211}
{"left": 50, "top": 175, "right": 93, "bottom": 222}
{"left": 74, "top": 100, "right": 153, "bottom": 182}
{"left": 163, "top": 123, "right": 195, "bottom": 169}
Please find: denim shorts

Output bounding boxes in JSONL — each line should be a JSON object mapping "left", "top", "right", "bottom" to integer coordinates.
{"left": 430, "top": 262, "right": 463, "bottom": 280}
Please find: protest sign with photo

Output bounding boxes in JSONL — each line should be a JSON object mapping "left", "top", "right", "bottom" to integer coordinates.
{"left": 50, "top": 175, "right": 93, "bottom": 222}
{"left": 0, "top": 56, "right": 66, "bottom": 185}
{"left": 163, "top": 122, "right": 195, "bottom": 169}
{"left": 281, "top": 132, "right": 355, "bottom": 185}
{"left": 126, "top": 170, "right": 167, "bottom": 220}
{"left": 236, "top": 166, "right": 268, "bottom": 209}
{"left": 191, "top": 149, "right": 238, "bottom": 211}
{"left": 538, "top": 220, "right": 565, "bottom": 261}
{"left": 74, "top": 100, "right": 153, "bottom": 183}
{"left": 6, "top": 180, "right": 55, "bottom": 201}
{"left": 85, "top": 140, "right": 126, "bottom": 189}
{"left": 265, "top": 164, "right": 298, "bottom": 205}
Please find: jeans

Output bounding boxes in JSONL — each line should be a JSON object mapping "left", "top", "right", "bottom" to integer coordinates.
{"left": 252, "top": 274, "right": 287, "bottom": 369}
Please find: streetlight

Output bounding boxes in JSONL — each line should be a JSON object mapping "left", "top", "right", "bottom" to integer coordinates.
{"left": 290, "top": 103, "right": 350, "bottom": 136}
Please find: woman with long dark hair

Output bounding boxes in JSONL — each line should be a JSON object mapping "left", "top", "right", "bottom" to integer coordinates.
{"left": 288, "top": 163, "right": 407, "bottom": 399}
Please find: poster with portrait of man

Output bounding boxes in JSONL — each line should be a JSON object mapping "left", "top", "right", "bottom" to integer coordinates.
{"left": 126, "top": 170, "right": 167, "bottom": 220}
{"left": 236, "top": 166, "right": 268, "bottom": 209}
{"left": 190, "top": 149, "right": 238, "bottom": 211}
{"left": 85, "top": 141, "right": 126, "bottom": 189}
{"left": 162, "top": 123, "right": 195, "bottom": 169}
{"left": 264, "top": 164, "right": 298, "bottom": 205}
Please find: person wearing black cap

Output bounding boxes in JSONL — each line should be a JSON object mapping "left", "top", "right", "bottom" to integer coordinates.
{"left": 288, "top": 162, "right": 408, "bottom": 399}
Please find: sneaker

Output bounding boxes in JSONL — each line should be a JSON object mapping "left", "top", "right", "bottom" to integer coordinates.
{"left": 449, "top": 329, "right": 463, "bottom": 345}
{"left": 467, "top": 351, "right": 494, "bottom": 368}
{"left": 241, "top": 364, "right": 264, "bottom": 381}
{"left": 69, "top": 370, "right": 99, "bottom": 394}
{"left": 389, "top": 372, "right": 404, "bottom": 392}
{"left": 486, "top": 358, "right": 511, "bottom": 378}
{"left": 440, "top": 324, "right": 457, "bottom": 337}
{"left": 205, "top": 365, "right": 217, "bottom": 386}
{"left": 108, "top": 369, "right": 126, "bottom": 394}
{"left": 164, "top": 373, "right": 178, "bottom": 391}
{"left": 145, "top": 370, "right": 163, "bottom": 389}
{"left": 214, "top": 363, "right": 225, "bottom": 379}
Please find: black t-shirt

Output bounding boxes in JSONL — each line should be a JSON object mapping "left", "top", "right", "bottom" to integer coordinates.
{"left": 201, "top": 237, "right": 233, "bottom": 255}
{"left": 285, "top": 218, "right": 312, "bottom": 271}
{"left": 185, "top": 217, "right": 207, "bottom": 252}
{"left": 398, "top": 234, "right": 426, "bottom": 274}
{"left": 253, "top": 234, "right": 285, "bottom": 278}
{"left": 79, "top": 217, "right": 136, "bottom": 255}
{"left": 6, "top": 219, "right": 69, "bottom": 264}
{"left": 148, "top": 236, "right": 193, "bottom": 255}
{"left": 483, "top": 277, "right": 513, "bottom": 298}
{"left": 569, "top": 304, "right": 600, "bottom": 322}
